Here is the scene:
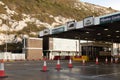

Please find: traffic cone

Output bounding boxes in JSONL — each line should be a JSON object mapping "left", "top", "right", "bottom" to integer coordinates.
{"left": 0, "top": 60, "right": 7, "bottom": 78}
{"left": 115, "top": 58, "right": 118, "bottom": 63}
{"left": 82, "top": 59, "right": 85, "bottom": 65}
{"left": 68, "top": 58, "right": 73, "bottom": 68}
{"left": 56, "top": 59, "right": 61, "bottom": 70}
{"left": 96, "top": 57, "right": 99, "bottom": 65}
{"left": 111, "top": 57, "right": 113, "bottom": 63}
{"left": 6, "top": 59, "right": 9, "bottom": 62}
{"left": 105, "top": 57, "right": 108, "bottom": 64}
{"left": 41, "top": 60, "right": 48, "bottom": 72}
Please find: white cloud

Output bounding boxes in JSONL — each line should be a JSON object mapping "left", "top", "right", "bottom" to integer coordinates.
{"left": 107, "top": 0, "right": 120, "bottom": 10}
{"left": 80, "top": 0, "right": 120, "bottom": 10}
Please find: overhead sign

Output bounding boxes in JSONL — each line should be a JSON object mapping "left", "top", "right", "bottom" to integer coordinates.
{"left": 100, "top": 13, "right": 120, "bottom": 24}
{"left": 52, "top": 27, "right": 64, "bottom": 34}
{"left": 39, "top": 31, "right": 43, "bottom": 37}
{"left": 67, "top": 20, "right": 76, "bottom": 30}
{"left": 100, "top": 16, "right": 112, "bottom": 24}
{"left": 83, "top": 16, "right": 94, "bottom": 27}
{"left": 43, "top": 29, "right": 50, "bottom": 36}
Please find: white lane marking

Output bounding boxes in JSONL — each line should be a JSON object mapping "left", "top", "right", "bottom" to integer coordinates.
{"left": 6, "top": 64, "right": 12, "bottom": 66}
{"left": 24, "top": 63, "right": 30, "bottom": 65}
{"left": 90, "top": 65, "right": 96, "bottom": 66}
{"left": 92, "top": 72, "right": 120, "bottom": 78}
{"left": 60, "top": 71, "right": 95, "bottom": 79}
{"left": 74, "top": 65, "right": 96, "bottom": 68}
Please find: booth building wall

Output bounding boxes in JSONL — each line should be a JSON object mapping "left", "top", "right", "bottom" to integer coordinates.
{"left": 27, "top": 49, "right": 42, "bottom": 60}
{"left": 27, "top": 38, "right": 42, "bottom": 48}
{"left": 25, "top": 38, "right": 43, "bottom": 60}
{"left": 25, "top": 38, "right": 53, "bottom": 60}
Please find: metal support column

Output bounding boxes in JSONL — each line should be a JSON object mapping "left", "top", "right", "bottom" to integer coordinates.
{"left": 23, "top": 38, "right": 27, "bottom": 59}
{"left": 86, "top": 40, "right": 88, "bottom": 56}
{"left": 118, "top": 43, "right": 120, "bottom": 55}
{"left": 43, "top": 37, "right": 49, "bottom": 59}
{"left": 23, "top": 38, "right": 26, "bottom": 54}
{"left": 111, "top": 40, "right": 113, "bottom": 56}
{"left": 76, "top": 41, "right": 77, "bottom": 53}
{"left": 78, "top": 37, "right": 81, "bottom": 56}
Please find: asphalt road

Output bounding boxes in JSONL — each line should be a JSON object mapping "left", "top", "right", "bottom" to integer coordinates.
{"left": 1, "top": 60, "right": 120, "bottom": 80}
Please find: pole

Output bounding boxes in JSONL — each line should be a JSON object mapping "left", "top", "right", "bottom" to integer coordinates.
{"left": 5, "top": 20, "right": 8, "bottom": 52}
{"left": 117, "top": 43, "right": 119, "bottom": 55}
{"left": 78, "top": 37, "right": 81, "bottom": 56}
{"left": 118, "top": 43, "right": 120, "bottom": 56}
{"left": 111, "top": 40, "right": 113, "bottom": 56}
{"left": 23, "top": 37, "right": 26, "bottom": 54}
{"left": 86, "top": 40, "right": 88, "bottom": 56}
{"left": 76, "top": 41, "right": 77, "bottom": 53}
{"left": 5, "top": 32, "right": 7, "bottom": 52}
{"left": 23, "top": 38, "right": 26, "bottom": 49}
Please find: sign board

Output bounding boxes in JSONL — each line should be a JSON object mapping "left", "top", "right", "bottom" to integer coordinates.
{"left": 67, "top": 20, "right": 76, "bottom": 30}
{"left": 52, "top": 27, "right": 64, "bottom": 34}
{"left": 100, "top": 13, "right": 120, "bottom": 24}
{"left": 100, "top": 16, "right": 112, "bottom": 24}
{"left": 83, "top": 16, "right": 94, "bottom": 27}
{"left": 39, "top": 31, "right": 43, "bottom": 37}
{"left": 43, "top": 29, "right": 50, "bottom": 36}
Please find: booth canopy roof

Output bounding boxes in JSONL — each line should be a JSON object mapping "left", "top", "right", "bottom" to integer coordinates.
{"left": 42, "top": 21, "right": 120, "bottom": 43}
{"left": 40, "top": 12, "right": 120, "bottom": 43}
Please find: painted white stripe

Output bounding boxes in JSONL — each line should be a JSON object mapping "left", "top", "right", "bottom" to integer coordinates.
{"left": 6, "top": 64, "right": 12, "bottom": 66}
{"left": 24, "top": 63, "right": 29, "bottom": 65}
{"left": 92, "top": 72, "right": 120, "bottom": 78}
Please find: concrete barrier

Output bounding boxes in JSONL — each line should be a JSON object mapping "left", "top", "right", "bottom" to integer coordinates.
{"left": 0, "top": 52, "right": 25, "bottom": 62}
{"left": 12, "top": 54, "right": 25, "bottom": 61}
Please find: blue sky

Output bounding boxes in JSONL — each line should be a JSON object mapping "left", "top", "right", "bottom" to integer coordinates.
{"left": 80, "top": 0, "right": 120, "bottom": 10}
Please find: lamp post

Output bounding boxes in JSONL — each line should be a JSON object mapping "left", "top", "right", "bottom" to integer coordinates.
{"left": 5, "top": 20, "right": 9, "bottom": 52}
{"left": 5, "top": 14, "right": 11, "bottom": 52}
{"left": 5, "top": 30, "right": 7, "bottom": 52}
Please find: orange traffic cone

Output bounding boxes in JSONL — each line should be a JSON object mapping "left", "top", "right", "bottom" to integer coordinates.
{"left": 0, "top": 60, "right": 7, "bottom": 78}
{"left": 68, "top": 58, "right": 73, "bottom": 68}
{"left": 105, "top": 57, "right": 108, "bottom": 64}
{"left": 41, "top": 60, "right": 48, "bottom": 72}
{"left": 96, "top": 57, "right": 99, "bottom": 65}
{"left": 115, "top": 58, "right": 118, "bottom": 63}
{"left": 82, "top": 59, "right": 85, "bottom": 65}
{"left": 7, "top": 59, "right": 9, "bottom": 62}
{"left": 111, "top": 57, "right": 113, "bottom": 63}
{"left": 56, "top": 59, "right": 61, "bottom": 70}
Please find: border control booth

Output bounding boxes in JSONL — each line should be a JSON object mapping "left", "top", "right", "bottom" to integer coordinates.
{"left": 39, "top": 12, "right": 120, "bottom": 61}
